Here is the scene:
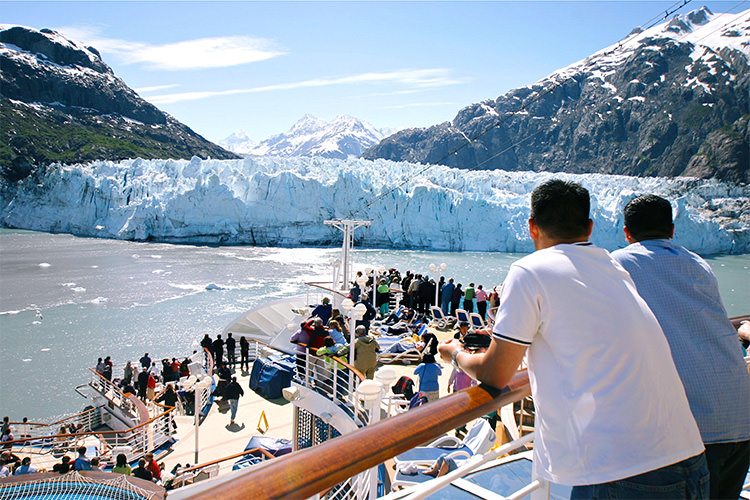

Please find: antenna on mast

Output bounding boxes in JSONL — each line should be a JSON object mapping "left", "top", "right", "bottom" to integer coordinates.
{"left": 324, "top": 219, "right": 371, "bottom": 292}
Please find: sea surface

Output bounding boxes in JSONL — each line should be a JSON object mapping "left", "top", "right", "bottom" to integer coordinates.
{"left": 1, "top": 228, "right": 748, "bottom": 421}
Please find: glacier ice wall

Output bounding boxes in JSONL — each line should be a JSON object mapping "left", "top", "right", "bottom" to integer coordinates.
{"left": 1, "top": 156, "right": 748, "bottom": 255}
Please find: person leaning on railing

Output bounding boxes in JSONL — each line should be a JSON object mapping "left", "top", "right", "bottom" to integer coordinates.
{"left": 612, "top": 194, "right": 750, "bottom": 500}
{"left": 439, "top": 180, "right": 709, "bottom": 499}
{"left": 738, "top": 320, "right": 750, "bottom": 350}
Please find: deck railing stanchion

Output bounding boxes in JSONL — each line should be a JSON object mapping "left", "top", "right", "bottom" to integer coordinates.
{"left": 194, "top": 377, "right": 212, "bottom": 464}
{"left": 357, "top": 379, "right": 384, "bottom": 500}
{"left": 375, "top": 366, "right": 398, "bottom": 417}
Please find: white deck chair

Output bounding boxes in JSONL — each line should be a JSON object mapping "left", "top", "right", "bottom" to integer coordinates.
{"left": 429, "top": 306, "right": 450, "bottom": 329}
{"left": 455, "top": 309, "right": 470, "bottom": 324}
{"left": 392, "top": 418, "right": 496, "bottom": 468}
{"left": 469, "top": 312, "right": 485, "bottom": 330}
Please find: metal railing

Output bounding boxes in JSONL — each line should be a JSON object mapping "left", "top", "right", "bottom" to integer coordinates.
{"left": 170, "top": 370, "right": 530, "bottom": 499}
{"left": 170, "top": 313, "right": 750, "bottom": 499}
{"left": 4, "top": 407, "right": 175, "bottom": 463}
{"left": 8, "top": 405, "right": 103, "bottom": 443}
{"left": 167, "top": 447, "right": 277, "bottom": 490}
{"left": 88, "top": 368, "right": 142, "bottom": 416}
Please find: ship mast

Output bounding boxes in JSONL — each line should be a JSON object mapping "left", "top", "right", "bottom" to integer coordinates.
{"left": 324, "top": 219, "right": 370, "bottom": 292}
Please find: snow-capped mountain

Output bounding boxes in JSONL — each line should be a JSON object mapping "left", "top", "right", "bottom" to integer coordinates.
{"left": 364, "top": 7, "right": 750, "bottom": 183}
{"left": 218, "top": 130, "right": 258, "bottom": 155}
{"left": 1, "top": 156, "right": 748, "bottom": 254}
{"left": 220, "top": 114, "right": 391, "bottom": 159}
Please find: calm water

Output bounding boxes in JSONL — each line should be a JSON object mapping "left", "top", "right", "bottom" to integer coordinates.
{"left": 1, "top": 229, "right": 748, "bottom": 421}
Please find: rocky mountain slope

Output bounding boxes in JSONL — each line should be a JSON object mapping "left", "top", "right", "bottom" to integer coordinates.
{"left": 363, "top": 7, "right": 750, "bottom": 183}
{"left": 220, "top": 114, "right": 390, "bottom": 159}
{"left": 0, "top": 25, "right": 238, "bottom": 181}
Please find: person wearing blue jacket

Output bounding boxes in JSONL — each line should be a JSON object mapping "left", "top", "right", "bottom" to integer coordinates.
{"left": 414, "top": 354, "right": 442, "bottom": 402}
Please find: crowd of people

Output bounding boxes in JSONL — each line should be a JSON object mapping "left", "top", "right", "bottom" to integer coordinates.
{"left": 348, "top": 269, "right": 502, "bottom": 321}
{"left": 0, "top": 445, "right": 181, "bottom": 488}
{"left": 3, "top": 180, "right": 749, "bottom": 499}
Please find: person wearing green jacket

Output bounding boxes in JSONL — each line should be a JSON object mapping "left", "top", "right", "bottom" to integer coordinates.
{"left": 316, "top": 337, "right": 349, "bottom": 399}
{"left": 463, "top": 283, "right": 475, "bottom": 313}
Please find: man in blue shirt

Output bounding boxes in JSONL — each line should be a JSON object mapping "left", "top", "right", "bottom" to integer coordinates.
{"left": 310, "top": 297, "right": 332, "bottom": 325}
{"left": 612, "top": 194, "right": 750, "bottom": 500}
{"left": 440, "top": 278, "right": 455, "bottom": 315}
{"left": 74, "top": 446, "right": 91, "bottom": 471}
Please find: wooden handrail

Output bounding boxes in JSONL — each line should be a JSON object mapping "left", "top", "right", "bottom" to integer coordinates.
{"left": 47, "top": 405, "right": 101, "bottom": 426}
{"left": 730, "top": 315, "right": 749, "bottom": 329}
{"left": 304, "top": 281, "right": 351, "bottom": 299}
{"left": 173, "top": 370, "right": 530, "bottom": 499}
{"left": 4, "top": 406, "right": 174, "bottom": 447}
{"left": 178, "top": 447, "right": 276, "bottom": 475}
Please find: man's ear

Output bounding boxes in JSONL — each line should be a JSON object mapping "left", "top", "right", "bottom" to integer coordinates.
{"left": 624, "top": 226, "right": 637, "bottom": 244}
{"left": 528, "top": 217, "right": 539, "bottom": 240}
{"left": 586, "top": 219, "right": 593, "bottom": 239}
{"left": 669, "top": 224, "right": 675, "bottom": 239}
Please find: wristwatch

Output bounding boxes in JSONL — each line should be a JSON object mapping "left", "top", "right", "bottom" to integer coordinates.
{"left": 451, "top": 348, "right": 465, "bottom": 371}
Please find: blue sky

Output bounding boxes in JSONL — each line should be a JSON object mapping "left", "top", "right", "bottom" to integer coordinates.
{"left": 2, "top": 1, "right": 744, "bottom": 143}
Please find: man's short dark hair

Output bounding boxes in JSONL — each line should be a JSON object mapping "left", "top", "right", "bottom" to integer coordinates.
{"left": 624, "top": 194, "right": 673, "bottom": 241}
{"left": 530, "top": 179, "right": 590, "bottom": 239}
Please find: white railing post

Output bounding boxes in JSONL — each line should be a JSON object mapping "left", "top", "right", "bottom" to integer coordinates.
{"left": 304, "top": 350, "right": 310, "bottom": 387}
{"left": 357, "top": 380, "right": 384, "bottom": 500}
{"left": 332, "top": 364, "right": 338, "bottom": 400}
{"left": 529, "top": 475, "right": 551, "bottom": 500}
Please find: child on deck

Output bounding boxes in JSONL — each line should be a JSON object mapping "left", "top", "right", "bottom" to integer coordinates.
{"left": 414, "top": 354, "right": 442, "bottom": 402}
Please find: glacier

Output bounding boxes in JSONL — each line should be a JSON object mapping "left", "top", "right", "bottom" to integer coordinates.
{"left": 1, "top": 156, "right": 748, "bottom": 255}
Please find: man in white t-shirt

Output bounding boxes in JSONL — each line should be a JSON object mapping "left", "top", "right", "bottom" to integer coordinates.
{"left": 439, "top": 179, "right": 707, "bottom": 498}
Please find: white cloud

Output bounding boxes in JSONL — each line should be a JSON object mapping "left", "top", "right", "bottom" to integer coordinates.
{"left": 55, "top": 25, "right": 285, "bottom": 70}
{"left": 147, "top": 69, "right": 464, "bottom": 104}
{"left": 135, "top": 84, "right": 180, "bottom": 93}
{"left": 384, "top": 102, "right": 457, "bottom": 110}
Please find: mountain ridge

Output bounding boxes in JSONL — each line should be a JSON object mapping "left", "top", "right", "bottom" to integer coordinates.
{"left": 220, "top": 114, "right": 391, "bottom": 159}
{"left": 362, "top": 7, "right": 750, "bottom": 183}
{"left": 0, "top": 24, "right": 239, "bottom": 181}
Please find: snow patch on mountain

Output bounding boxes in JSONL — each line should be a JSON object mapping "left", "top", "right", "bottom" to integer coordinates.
{"left": 546, "top": 7, "right": 749, "bottom": 98}
{"left": 219, "top": 114, "right": 391, "bottom": 159}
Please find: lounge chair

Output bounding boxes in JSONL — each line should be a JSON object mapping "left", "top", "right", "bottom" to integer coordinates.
{"left": 391, "top": 449, "right": 573, "bottom": 498}
{"left": 455, "top": 309, "right": 470, "bottom": 324}
{"left": 487, "top": 306, "right": 498, "bottom": 326}
{"left": 469, "top": 312, "right": 485, "bottom": 330}
{"left": 429, "top": 306, "right": 454, "bottom": 330}
{"left": 392, "top": 452, "right": 468, "bottom": 488}
{"left": 377, "top": 335, "right": 421, "bottom": 364}
{"left": 391, "top": 418, "right": 496, "bottom": 468}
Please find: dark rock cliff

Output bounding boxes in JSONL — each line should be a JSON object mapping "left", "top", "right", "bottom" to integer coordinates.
{"left": 0, "top": 26, "right": 238, "bottom": 181}
{"left": 363, "top": 9, "right": 750, "bottom": 183}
